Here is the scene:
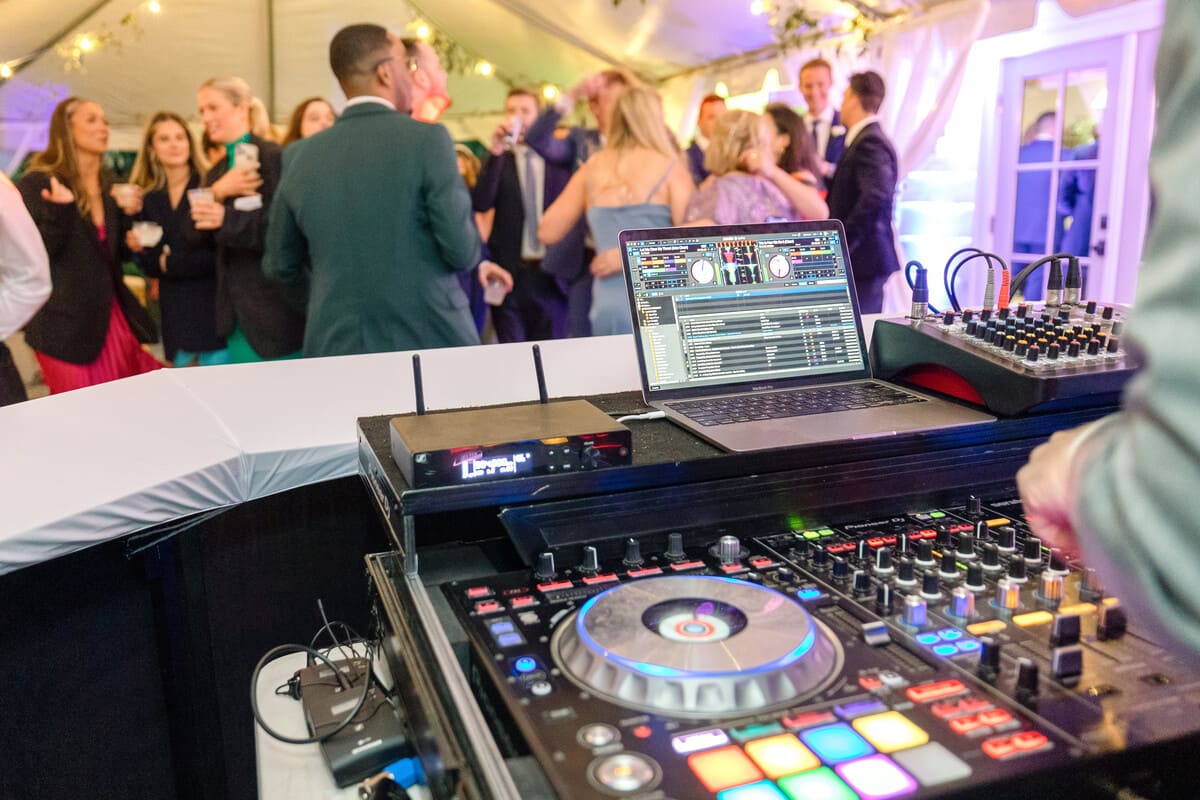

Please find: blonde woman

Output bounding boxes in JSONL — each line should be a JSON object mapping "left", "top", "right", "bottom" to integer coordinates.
{"left": 127, "top": 111, "right": 227, "bottom": 366}
{"left": 191, "top": 75, "right": 303, "bottom": 362}
{"left": 16, "top": 97, "right": 160, "bottom": 392}
{"left": 539, "top": 85, "right": 693, "bottom": 335}
{"left": 685, "top": 110, "right": 828, "bottom": 226}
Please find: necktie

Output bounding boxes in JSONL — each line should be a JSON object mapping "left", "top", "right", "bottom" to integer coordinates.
{"left": 522, "top": 148, "right": 539, "bottom": 250}
{"left": 811, "top": 119, "right": 821, "bottom": 151}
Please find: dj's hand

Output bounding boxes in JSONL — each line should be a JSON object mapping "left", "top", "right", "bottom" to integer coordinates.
{"left": 1016, "top": 424, "right": 1102, "bottom": 557}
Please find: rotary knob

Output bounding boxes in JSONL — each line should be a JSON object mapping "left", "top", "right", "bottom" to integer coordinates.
{"left": 579, "top": 546, "right": 600, "bottom": 575}
{"left": 896, "top": 532, "right": 911, "bottom": 555}
{"left": 895, "top": 556, "right": 917, "bottom": 586}
{"left": 1024, "top": 535, "right": 1043, "bottom": 566}
{"left": 939, "top": 550, "right": 959, "bottom": 579}
{"left": 903, "top": 594, "right": 928, "bottom": 627}
{"left": 965, "top": 563, "right": 986, "bottom": 592}
{"left": 1016, "top": 657, "right": 1040, "bottom": 705}
{"left": 995, "top": 577, "right": 1020, "bottom": 611}
{"left": 949, "top": 586, "right": 976, "bottom": 619}
{"left": 915, "top": 540, "right": 936, "bottom": 566}
{"left": 996, "top": 526, "right": 1017, "bottom": 552}
{"left": 664, "top": 532, "right": 686, "bottom": 563}
{"left": 981, "top": 542, "right": 1002, "bottom": 572}
{"left": 957, "top": 532, "right": 976, "bottom": 560}
{"left": 875, "top": 583, "right": 894, "bottom": 615}
{"left": 535, "top": 551, "right": 557, "bottom": 581}
{"left": 1039, "top": 570, "right": 1064, "bottom": 606}
{"left": 581, "top": 445, "right": 600, "bottom": 469}
{"left": 716, "top": 535, "right": 741, "bottom": 566}
{"left": 978, "top": 637, "right": 1001, "bottom": 683}
{"left": 874, "top": 547, "right": 894, "bottom": 575}
{"left": 622, "top": 538, "right": 644, "bottom": 568}
{"left": 853, "top": 570, "right": 872, "bottom": 597}
{"left": 921, "top": 572, "right": 941, "bottom": 601}
{"left": 1007, "top": 556, "right": 1028, "bottom": 583}
{"left": 832, "top": 556, "right": 850, "bottom": 584}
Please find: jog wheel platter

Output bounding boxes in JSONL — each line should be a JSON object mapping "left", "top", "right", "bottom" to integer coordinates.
{"left": 552, "top": 576, "right": 842, "bottom": 718}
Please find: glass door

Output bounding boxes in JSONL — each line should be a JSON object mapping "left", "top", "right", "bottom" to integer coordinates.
{"left": 995, "top": 39, "right": 1123, "bottom": 301}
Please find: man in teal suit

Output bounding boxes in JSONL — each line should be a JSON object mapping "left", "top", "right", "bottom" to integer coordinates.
{"left": 264, "top": 23, "right": 481, "bottom": 357}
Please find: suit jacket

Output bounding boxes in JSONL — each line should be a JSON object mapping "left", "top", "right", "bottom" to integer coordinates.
{"left": 824, "top": 110, "right": 847, "bottom": 165}
{"left": 202, "top": 134, "right": 304, "bottom": 358}
{"left": 825, "top": 122, "right": 901, "bottom": 303}
{"left": 472, "top": 148, "right": 571, "bottom": 274}
{"left": 264, "top": 102, "right": 481, "bottom": 357}
{"left": 685, "top": 140, "right": 708, "bottom": 185}
{"left": 17, "top": 170, "right": 156, "bottom": 364}
{"left": 134, "top": 172, "right": 224, "bottom": 359}
{"left": 522, "top": 106, "right": 598, "bottom": 282}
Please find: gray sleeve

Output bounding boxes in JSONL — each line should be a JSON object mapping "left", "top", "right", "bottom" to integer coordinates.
{"left": 1071, "top": 0, "right": 1200, "bottom": 664}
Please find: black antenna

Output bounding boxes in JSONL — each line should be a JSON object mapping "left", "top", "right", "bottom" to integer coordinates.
{"left": 532, "top": 344, "right": 549, "bottom": 404}
{"left": 412, "top": 354, "right": 426, "bottom": 415}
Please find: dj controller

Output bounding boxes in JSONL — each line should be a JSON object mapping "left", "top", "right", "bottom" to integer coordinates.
{"left": 441, "top": 493, "right": 1200, "bottom": 800}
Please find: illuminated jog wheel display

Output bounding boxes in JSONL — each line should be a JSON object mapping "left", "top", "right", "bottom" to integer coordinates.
{"left": 551, "top": 576, "right": 843, "bottom": 718}
{"left": 689, "top": 258, "right": 716, "bottom": 284}
{"left": 768, "top": 253, "right": 792, "bottom": 280}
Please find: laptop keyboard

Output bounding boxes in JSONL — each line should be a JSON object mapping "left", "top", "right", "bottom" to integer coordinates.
{"left": 666, "top": 382, "right": 925, "bottom": 426}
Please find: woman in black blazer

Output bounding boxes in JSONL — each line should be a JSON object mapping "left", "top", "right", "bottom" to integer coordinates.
{"left": 17, "top": 96, "right": 160, "bottom": 393}
{"left": 191, "top": 75, "right": 303, "bottom": 363}
{"left": 127, "top": 111, "right": 227, "bottom": 366}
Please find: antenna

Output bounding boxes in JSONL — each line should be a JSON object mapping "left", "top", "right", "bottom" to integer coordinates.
{"left": 532, "top": 344, "right": 549, "bottom": 404}
{"left": 412, "top": 354, "right": 426, "bottom": 415}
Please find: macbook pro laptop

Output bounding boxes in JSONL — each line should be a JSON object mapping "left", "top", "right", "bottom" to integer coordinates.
{"left": 619, "top": 220, "right": 993, "bottom": 452}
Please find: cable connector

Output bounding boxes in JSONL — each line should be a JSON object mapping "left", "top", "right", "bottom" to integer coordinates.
{"left": 907, "top": 261, "right": 928, "bottom": 322}
{"left": 1045, "top": 258, "right": 1064, "bottom": 309}
{"left": 1064, "top": 256, "right": 1082, "bottom": 306}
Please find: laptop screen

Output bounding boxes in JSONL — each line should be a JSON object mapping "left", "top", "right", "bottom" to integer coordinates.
{"left": 620, "top": 220, "right": 871, "bottom": 398}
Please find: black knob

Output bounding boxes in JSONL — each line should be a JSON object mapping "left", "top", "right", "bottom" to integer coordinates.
{"left": 1102, "top": 305, "right": 1115, "bottom": 320}
{"left": 916, "top": 540, "right": 935, "bottom": 566}
{"left": 580, "top": 546, "right": 600, "bottom": 575}
{"left": 1107, "top": 336, "right": 1120, "bottom": 353}
{"left": 1095, "top": 333, "right": 1107, "bottom": 348}
{"left": 1008, "top": 556, "right": 1027, "bottom": 581}
{"left": 1048, "top": 343, "right": 1060, "bottom": 360}
{"left": 1015, "top": 340, "right": 1029, "bottom": 357}
{"left": 896, "top": 556, "right": 916, "bottom": 585}
{"left": 1097, "top": 603, "right": 1127, "bottom": 640}
{"left": 535, "top": 552, "right": 557, "bottom": 581}
{"left": 980, "top": 308, "right": 993, "bottom": 322}
{"left": 1049, "top": 548, "right": 1068, "bottom": 573}
{"left": 966, "top": 562, "right": 986, "bottom": 591}
{"left": 1016, "top": 657, "right": 1040, "bottom": 704}
{"left": 832, "top": 556, "right": 850, "bottom": 583}
{"left": 957, "top": 532, "right": 976, "bottom": 560}
{"left": 1050, "top": 613, "right": 1082, "bottom": 646}
{"left": 622, "top": 538, "right": 644, "bottom": 568}
{"left": 1026, "top": 345, "right": 1040, "bottom": 362}
{"left": 940, "top": 549, "right": 959, "bottom": 578}
{"left": 874, "top": 547, "right": 893, "bottom": 574}
{"left": 1003, "top": 335, "right": 1016, "bottom": 351}
{"left": 978, "top": 636, "right": 1001, "bottom": 682}
{"left": 775, "top": 567, "right": 795, "bottom": 584}
{"left": 999, "top": 306, "right": 1011, "bottom": 320}
{"left": 788, "top": 538, "right": 810, "bottom": 562}
{"left": 1068, "top": 341, "right": 1081, "bottom": 357}
{"left": 1016, "top": 303, "right": 1028, "bottom": 318}
{"left": 921, "top": 572, "right": 941, "bottom": 599}
{"left": 963, "top": 308, "right": 975, "bottom": 322}
{"left": 936, "top": 527, "right": 954, "bottom": 548}
{"left": 1085, "top": 300, "right": 1098, "bottom": 314}
{"left": 812, "top": 547, "right": 830, "bottom": 569}
{"left": 875, "top": 583, "right": 894, "bottom": 615}
{"left": 1087, "top": 339, "right": 1100, "bottom": 355}
{"left": 981, "top": 542, "right": 1001, "bottom": 570}
{"left": 665, "top": 532, "right": 686, "bottom": 562}
{"left": 997, "top": 526, "right": 1017, "bottom": 552}
{"left": 943, "top": 310, "right": 956, "bottom": 325}
{"left": 853, "top": 570, "right": 872, "bottom": 597}
{"left": 974, "top": 520, "right": 989, "bottom": 539}
{"left": 1024, "top": 535, "right": 1043, "bottom": 565}
{"left": 966, "top": 320, "right": 978, "bottom": 336}
{"left": 896, "top": 532, "right": 911, "bottom": 555}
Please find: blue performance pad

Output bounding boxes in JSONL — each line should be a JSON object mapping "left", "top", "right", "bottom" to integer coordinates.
{"left": 799, "top": 723, "right": 876, "bottom": 764}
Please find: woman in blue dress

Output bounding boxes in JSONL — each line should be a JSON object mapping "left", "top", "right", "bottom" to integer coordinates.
{"left": 539, "top": 85, "right": 693, "bottom": 335}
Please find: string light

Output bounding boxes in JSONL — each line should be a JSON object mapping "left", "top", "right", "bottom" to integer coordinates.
{"left": 146, "top": 0, "right": 161, "bottom": 12}
{"left": 542, "top": 85, "right": 558, "bottom": 100}
{"left": 415, "top": 23, "right": 431, "bottom": 40}
{"left": 78, "top": 36, "right": 95, "bottom": 52}
{"left": 476, "top": 60, "right": 494, "bottom": 77}
{"left": 750, "top": 0, "right": 766, "bottom": 15}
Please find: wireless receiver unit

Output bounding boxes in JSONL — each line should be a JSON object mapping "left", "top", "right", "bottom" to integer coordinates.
{"left": 390, "top": 345, "right": 633, "bottom": 488}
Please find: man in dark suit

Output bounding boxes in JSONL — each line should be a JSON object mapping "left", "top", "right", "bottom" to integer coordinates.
{"left": 523, "top": 69, "right": 635, "bottom": 337}
{"left": 825, "top": 70, "right": 900, "bottom": 314}
{"left": 685, "top": 94, "right": 726, "bottom": 186}
{"left": 473, "top": 87, "right": 570, "bottom": 342}
{"left": 799, "top": 58, "right": 846, "bottom": 181}
{"left": 264, "top": 23, "right": 481, "bottom": 357}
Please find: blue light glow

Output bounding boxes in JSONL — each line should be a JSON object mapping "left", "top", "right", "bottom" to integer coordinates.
{"left": 915, "top": 633, "right": 940, "bottom": 646}
{"left": 938, "top": 628, "right": 964, "bottom": 641}
{"left": 933, "top": 644, "right": 959, "bottom": 657}
{"left": 797, "top": 588, "right": 823, "bottom": 600}
{"left": 514, "top": 657, "right": 538, "bottom": 674}
{"left": 799, "top": 723, "right": 875, "bottom": 764}
{"left": 576, "top": 576, "right": 817, "bottom": 678}
{"left": 956, "top": 640, "right": 981, "bottom": 653}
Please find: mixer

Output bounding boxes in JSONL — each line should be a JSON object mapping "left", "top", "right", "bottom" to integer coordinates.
{"left": 442, "top": 493, "right": 1198, "bottom": 800}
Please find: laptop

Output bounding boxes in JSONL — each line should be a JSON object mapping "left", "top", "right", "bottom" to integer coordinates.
{"left": 618, "top": 220, "right": 993, "bottom": 452}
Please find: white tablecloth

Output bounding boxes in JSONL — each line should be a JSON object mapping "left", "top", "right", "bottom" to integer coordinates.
{"left": 0, "top": 335, "right": 643, "bottom": 575}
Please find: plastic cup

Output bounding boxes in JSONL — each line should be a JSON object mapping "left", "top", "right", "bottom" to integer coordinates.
{"left": 132, "top": 221, "right": 163, "bottom": 248}
{"left": 234, "top": 142, "right": 259, "bottom": 169}
{"left": 484, "top": 280, "right": 507, "bottom": 306}
{"left": 187, "top": 187, "right": 215, "bottom": 207}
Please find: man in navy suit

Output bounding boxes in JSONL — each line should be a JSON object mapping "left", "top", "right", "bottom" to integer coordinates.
{"left": 825, "top": 70, "right": 900, "bottom": 314}
{"left": 523, "top": 69, "right": 635, "bottom": 337}
{"left": 685, "top": 94, "right": 726, "bottom": 186}
{"left": 473, "top": 87, "right": 570, "bottom": 342}
{"left": 799, "top": 58, "right": 846, "bottom": 181}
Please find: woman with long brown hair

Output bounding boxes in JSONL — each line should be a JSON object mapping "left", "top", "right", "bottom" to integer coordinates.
{"left": 280, "top": 97, "right": 337, "bottom": 147}
{"left": 127, "top": 111, "right": 228, "bottom": 366}
{"left": 16, "top": 96, "right": 160, "bottom": 393}
{"left": 539, "top": 85, "right": 693, "bottom": 335}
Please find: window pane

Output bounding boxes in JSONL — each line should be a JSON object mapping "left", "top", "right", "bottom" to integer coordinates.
{"left": 1055, "top": 167, "right": 1097, "bottom": 257}
{"left": 1013, "top": 168, "right": 1053, "bottom": 253}
{"left": 1018, "top": 75, "right": 1058, "bottom": 164}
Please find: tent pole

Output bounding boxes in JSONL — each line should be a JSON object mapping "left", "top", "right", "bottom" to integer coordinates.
{"left": 267, "top": 0, "right": 277, "bottom": 122}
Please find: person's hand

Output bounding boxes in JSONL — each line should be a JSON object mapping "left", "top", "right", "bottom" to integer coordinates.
{"left": 1016, "top": 425, "right": 1095, "bottom": 557}
{"left": 124, "top": 229, "right": 145, "bottom": 253}
{"left": 478, "top": 260, "right": 514, "bottom": 292}
{"left": 160, "top": 244, "right": 171, "bottom": 273}
{"left": 490, "top": 121, "right": 512, "bottom": 156}
{"left": 111, "top": 184, "right": 143, "bottom": 215}
{"left": 190, "top": 198, "right": 226, "bottom": 230}
{"left": 209, "top": 165, "right": 262, "bottom": 201}
{"left": 590, "top": 248, "right": 623, "bottom": 278}
{"left": 568, "top": 74, "right": 603, "bottom": 103}
{"left": 41, "top": 176, "right": 75, "bottom": 205}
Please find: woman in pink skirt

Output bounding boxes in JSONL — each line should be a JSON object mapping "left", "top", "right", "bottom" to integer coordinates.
{"left": 17, "top": 96, "right": 161, "bottom": 393}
